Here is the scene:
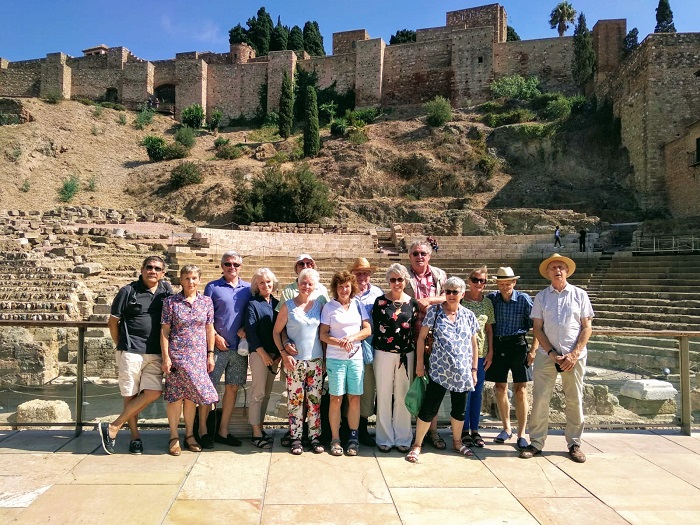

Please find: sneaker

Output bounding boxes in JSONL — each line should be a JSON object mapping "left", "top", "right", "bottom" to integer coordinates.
{"left": 568, "top": 444, "right": 586, "bottom": 463}
{"left": 517, "top": 437, "right": 529, "bottom": 450}
{"left": 519, "top": 445, "right": 541, "bottom": 459}
{"left": 97, "top": 422, "right": 115, "bottom": 455}
{"left": 198, "top": 433, "right": 214, "bottom": 449}
{"left": 128, "top": 438, "right": 143, "bottom": 455}
{"left": 214, "top": 433, "right": 242, "bottom": 447}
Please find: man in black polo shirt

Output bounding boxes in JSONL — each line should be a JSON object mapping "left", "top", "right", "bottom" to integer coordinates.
{"left": 97, "top": 255, "right": 172, "bottom": 454}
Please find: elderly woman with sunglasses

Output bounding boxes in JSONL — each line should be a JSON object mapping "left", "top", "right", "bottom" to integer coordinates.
{"left": 460, "top": 267, "right": 494, "bottom": 448}
{"left": 245, "top": 268, "right": 280, "bottom": 449}
{"left": 372, "top": 263, "right": 419, "bottom": 452}
{"left": 405, "top": 276, "right": 479, "bottom": 463}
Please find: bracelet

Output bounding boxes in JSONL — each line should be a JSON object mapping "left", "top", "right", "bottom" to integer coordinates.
{"left": 207, "top": 351, "right": 214, "bottom": 354}
{"left": 547, "top": 349, "right": 555, "bottom": 356}
{"left": 471, "top": 367, "right": 478, "bottom": 372}
{"left": 283, "top": 340, "right": 291, "bottom": 347}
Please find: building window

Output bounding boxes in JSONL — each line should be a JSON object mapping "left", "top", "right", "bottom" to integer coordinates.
{"left": 478, "top": 56, "right": 483, "bottom": 63}
{"left": 689, "top": 137, "right": 700, "bottom": 167}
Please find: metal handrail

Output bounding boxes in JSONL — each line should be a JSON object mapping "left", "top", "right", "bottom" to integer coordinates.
{"left": 633, "top": 235, "right": 699, "bottom": 252}
{"left": 0, "top": 321, "right": 697, "bottom": 435}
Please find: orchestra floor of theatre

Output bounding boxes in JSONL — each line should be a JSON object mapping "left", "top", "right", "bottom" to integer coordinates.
{"left": 0, "top": 427, "right": 698, "bottom": 524}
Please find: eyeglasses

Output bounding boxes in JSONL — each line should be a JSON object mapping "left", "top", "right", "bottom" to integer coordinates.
{"left": 389, "top": 277, "right": 404, "bottom": 283}
{"left": 297, "top": 262, "right": 314, "bottom": 268}
{"left": 223, "top": 262, "right": 242, "bottom": 268}
{"left": 470, "top": 277, "right": 486, "bottom": 284}
{"left": 411, "top": 251, "right": 428, "bottom": 257}
{"left": 444, "top": 289, "right": 461, "bottom": 295}
{"left": 144, "top": 265, "right": 164, "bottom": 271}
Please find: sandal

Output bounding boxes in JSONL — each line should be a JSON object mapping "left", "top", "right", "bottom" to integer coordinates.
{"left": 377, "top": 444, "right": 392, "bottom": 453}
{"left": 330, "top": 439, "right": 343, "bottom": 456}
{"left": 396, "top": 445, "right": 410, "bottom": 453}
{"left": 453, "top": 440, "right": 474, "bottom": 457}
{"left": 168, "top": 437, "right": 181, "bottom": 456}
{"left": 405, "top": 445, "right": 421, "bottom": 463}
{"left": 461, "top": 432, "right": 474, "bottom": 447}
{"left": 471, "top": 432, "right": 485, "bottom": 448}
{"left": 281, "top": 430, "right": 292, "bottom": 448}
{"left": 346, "top": 439, "right": 359, "bottom": 457}
{"left": 290, "top": 439, "right": 303, "bottom": 455}
{"left": 185, "top": 435, "right": 202, "bottom": 452}
{"left": 252, "top": 434, "right": 273, "bottom": 449}
{"left": 427, "top": 429, "right": 446, "bottom": 450}
{"left": 310, "top": 439, "right": 325, "bottom": 454}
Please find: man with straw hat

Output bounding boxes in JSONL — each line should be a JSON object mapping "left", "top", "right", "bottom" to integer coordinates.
{"left": 486, "top": 267, "right": 538, "bottom": 450}
{"left": 349, "top": 257, "right": 383, "bottom": 446}
{"left": 520, "top": 254, "right": 594, "bottom": 463}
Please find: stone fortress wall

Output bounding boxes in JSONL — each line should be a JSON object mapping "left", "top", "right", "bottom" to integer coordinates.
{"left": 1, "top": 3, "right": 700, "bottom": 216}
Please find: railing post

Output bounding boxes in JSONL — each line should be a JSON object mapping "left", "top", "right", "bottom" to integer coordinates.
{"left": 75, "top": 326, "right": 86, "bottom": 436}
{"left": 679, "top": 336, "right": 692, "bottom": 436}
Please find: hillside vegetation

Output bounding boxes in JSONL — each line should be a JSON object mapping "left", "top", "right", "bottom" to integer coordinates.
{"left": 0, "top": 95, "right": 639, "bottom": 235}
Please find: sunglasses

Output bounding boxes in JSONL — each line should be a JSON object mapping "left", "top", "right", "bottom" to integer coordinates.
{"left": 223, "top": 262, "right": 242, "bottom": 268}
{"left": 411, "top": 251, "right": 428, "bottom": 257}
{"left": 389, "top": 277, "right": 404, "bottom": 283}
{"left": 144, "top": 265, "right": 164, "bottom": 271}
{"left": 470, "top": 277, "right": 486, "bottom": 284}
{"left": 444, "top": 289, "right": 461, "bottom": 295}
{"left": 297, "top": 262, "right": 314, "bottom": 267}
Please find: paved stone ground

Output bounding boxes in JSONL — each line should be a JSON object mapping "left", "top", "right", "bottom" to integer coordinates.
{"left": 0, "top": 427, "right": 698, "bottom": 524}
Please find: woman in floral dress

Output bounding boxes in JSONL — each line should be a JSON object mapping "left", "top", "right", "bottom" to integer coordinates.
{"left": 372, "top": 263, "right": 419, "bottom": 452}
{"left": 161, "top": 265, "right": 219, "bottom": 456}
{"left": 405, "top": 276, "right": 479, "bottom": 463}
{"left": 272, "top": 268, "right": 325, "bottom": 455}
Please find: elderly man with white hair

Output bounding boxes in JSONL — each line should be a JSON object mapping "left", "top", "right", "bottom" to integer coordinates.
{"left": 520, "top": 254, "right": 594, "bottom": 463}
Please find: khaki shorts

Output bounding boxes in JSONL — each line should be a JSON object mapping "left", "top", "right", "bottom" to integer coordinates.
{"left": 116, "top": 351, "right": 164, "bottom": 397}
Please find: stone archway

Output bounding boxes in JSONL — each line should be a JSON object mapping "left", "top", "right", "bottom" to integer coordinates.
{"left": 154, "top": 84, "right": 175, "bottom": 114}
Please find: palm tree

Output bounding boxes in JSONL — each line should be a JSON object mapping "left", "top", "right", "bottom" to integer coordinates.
{"left": 549, "top": 2, "right": 577, "bottom": 37}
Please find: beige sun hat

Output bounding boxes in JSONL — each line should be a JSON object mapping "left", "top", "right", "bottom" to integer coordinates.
{"left": 494, "top": 267, "right": 519, "bottom": 281}
{"left": 348, "top": 257, "right": 377, "bottom": 273}
{"left": 539, "top": 253, "right": 576, "bottom": 279}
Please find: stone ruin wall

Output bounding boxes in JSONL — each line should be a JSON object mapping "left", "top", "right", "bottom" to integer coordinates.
{"left": 446, "top": 3, "right": 507, "bottom": 43}
{"left": 664, "top": 121, "right": 700, "bottom": 218}
{"left": 596, "top": 33, "right": 700, "bottom": 215}
{"left": 0, "top": 58, "right": 41, "bottom": 98}
{"left": 333, "top": 30, "right": 369, "bottom": 56}
{"left": 207, "top": 60, "right": 267, "bottom": 119}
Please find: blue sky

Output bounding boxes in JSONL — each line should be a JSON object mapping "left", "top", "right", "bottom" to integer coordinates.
{"left": 1, "top": 1, "right": 697, "bottom": 62}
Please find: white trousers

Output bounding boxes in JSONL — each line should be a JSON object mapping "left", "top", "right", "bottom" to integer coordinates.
{"left": 373, "top": 350, "right": 414, "bottom": 447}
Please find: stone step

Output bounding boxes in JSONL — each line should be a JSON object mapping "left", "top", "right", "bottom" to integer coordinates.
{"left": 591, "top": 303, "right": 700, "bottom": 316}
{"left": 591, "top": 297, "right": 700, "bottom": 308}
{"left": 592, "top": 317, "right": 697, "bottom": 331}
{"left": 588, "top": 339, "right": 700, "bottom": 357}
{"left": 587, "top": 291, "right": 700, "bottom": 300}
{"left": 593, "top": 309, "right": 700, "bottom": 325}
{"left": 589, "top": 334, "right": 700, "bottom": 349}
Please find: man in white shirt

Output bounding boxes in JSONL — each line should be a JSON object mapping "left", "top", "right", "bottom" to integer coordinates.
{"left": 521, "top": 253, "right": 594, "bottom": 464}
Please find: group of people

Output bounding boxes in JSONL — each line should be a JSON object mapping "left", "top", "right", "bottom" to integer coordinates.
{"left": 98, "top": 241, "right": 593, "bottom": 464}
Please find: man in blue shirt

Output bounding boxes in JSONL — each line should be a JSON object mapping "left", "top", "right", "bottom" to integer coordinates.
{"left": 486, "top": 267, "right": 538, "bottom": 450}
{"left": 201, "top": 250, "right": 252, "bottom": 448}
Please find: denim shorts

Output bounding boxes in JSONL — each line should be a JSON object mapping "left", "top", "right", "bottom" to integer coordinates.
{"left": 326, "top": 358, "right": 364, "bottom": 396}
{"left": 209, "top": 349, "right": 248, "bottom": 386}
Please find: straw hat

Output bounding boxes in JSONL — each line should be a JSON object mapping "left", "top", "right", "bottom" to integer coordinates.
{"left": 494, "top": 267, "right": 519, "bottom": 281}
{"left": 539, "top": 253, "right": 576, "bottom": 279}
{"left": 348, "top": 257, "right": 377, "bottom": 273}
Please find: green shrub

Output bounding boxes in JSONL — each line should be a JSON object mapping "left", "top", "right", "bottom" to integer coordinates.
{"left": 141, "top": 135, "right": 167, "bottom": 161}
{"left": 215, "top": 143, "right": 243, "bottom": 160}
{"left": 43, "top": 91, "right": 63, "bottom": 104}
{"left": 75, "top": 98, "right": 95, "bottom": 106}
{"left": 249, "top": 125, "right": 281, "bottom": 143}
{"left": 163, "top": 142, "right": 189, "bottom": 160}
{"left": 117, "top": 113, "right": 127, "bottom": 125}
{"left": 214, "top": 137, "right": 230, "bottom": 150}
{"left": 483, "top": 109, "right": 535, "bottom": 128}
{"left": 100, "top": 102, "right": 126, "bottom": 111}
{"left": 544, "top": 97, "right": 572, "bottom": 120}
{"left": 330, "top": 118, "right": 347, "bottom": 137}
{"left": 490, "top": 74, "right": 540, "bottom": 100}
{"left": 476, "top": 156, "right": 497, "bottom": 177}
{"left": 509, "top": 123, "right": 556, "bottom": 141}
{"left": 228, "top": 114, "right": 256, "bottom": 127}
{"left": 58, "top": 174, "right": 80, "bottom": 202}
{"left": 174, "top": 126, "right": 197, "bottom": 148}
{"left": 170, "top": 162, "right": 203, "bottom": 188}
{"left": 232, "top": 165, "right": 334, "bottom": 223}
{"left": 20, "top": 179, "right": 30, "bottom": 193}
{"left": 529, "top": 92, "right": 563, "bottom": 111}
{"left": 352, "top": 107, "right": 381, "bottom": 124}
{"left": 569, "top": 95, "right": 589, "bottom": 114}
{"left": 263, "top": 111, "right": 279, "bottom": 127}
{"left": 348, "top": 128, "right": 369, "bottom": 145}
{"left": 209, "top": 109, "right": 223, "bottom": 131}
{"left": 181, "top": 104, "right": 205, "bottom": 129}
{"left": 134, "top": 108, "right": 154, "bottom": 130}
{"left": 424, "top": 96, "right": 452, "bottom": 127}
{"left": 86, "top": 176, "right": 97, "bottom": 192}
{"left": 478, "top": 101, "right": 508, "bottom": 113}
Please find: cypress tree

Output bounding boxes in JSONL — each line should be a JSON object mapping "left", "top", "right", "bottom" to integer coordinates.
{"left": 623, "top": 28, "right": 640, "bottom": 56}
{"left": 304, "top": 86, "right": 320, "bottom": 157}
{"left": 279, "top": 72, "right": 294, "bottom": 139}
{"left": 270, "top": 17, "right": 289, "bottom": 52}
{"left": 303, "top": 21, "right": 325, "bottom": 56}
{"left": 247, "top": 7, "right": 273, "bottom": 56}
{"left": 507, "top": 26, "right": 521, "bottom": 41}
{"left": 389, "top": 29, "right": 416, "bottom": 45}
{"left": 655, "top": 0, "right": 676, "bottom": 33}
{"left": 287, "top": 25, "right": 304, "bottom": 52}
{"left": 572, "top": 13, "right": 596, "bottom": 88}
{"left": 229, "top": 23, "right": 249, "bottom": 45}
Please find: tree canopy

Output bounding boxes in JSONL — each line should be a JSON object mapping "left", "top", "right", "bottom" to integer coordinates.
{"left": 270, "top": 17, "right": 289, "bottom": 52}
{"left": 572, "top": 13, "right": 595, "bottom": 88}
{"left": 623, "top": 28, "right": 640, "bottom": 56}
{"left": 506, "top": 26, "right": 521, "bottom": 41}
{"left": 655, "top": 0, "right": 676, "bottom": 33}
{"left": 303, "top": 21, "right": 325, "bottom": 56}
{"left": 549, "top": 2, "right": 577, "bottom": 37}
{"left": 390, "top": 29, "right": 416, "bottom": 45}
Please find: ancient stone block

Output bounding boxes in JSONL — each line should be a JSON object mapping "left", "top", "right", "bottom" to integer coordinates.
{"left": 15, "top": 399, "right": 72, "bottom": 429}
{"left": 619, "top": 379, "right": 677, "bottom": 400}
{"left": 73, "top": 262, "right": 103, "bottom": 275}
